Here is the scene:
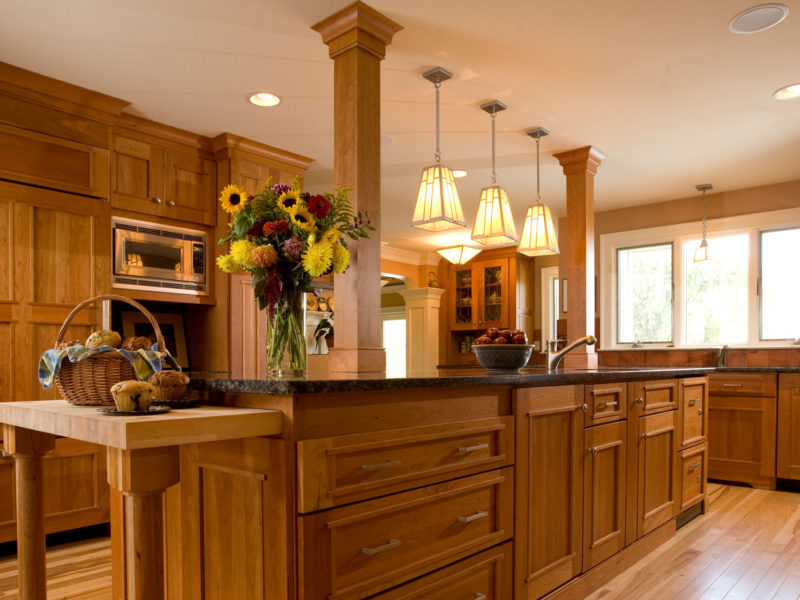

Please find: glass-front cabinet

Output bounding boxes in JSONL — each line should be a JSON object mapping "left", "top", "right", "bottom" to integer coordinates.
{"left": 450, "top": 258, "right": 509, "bottom": 330}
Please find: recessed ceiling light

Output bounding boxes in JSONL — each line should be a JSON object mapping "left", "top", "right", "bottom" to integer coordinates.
{"left": 452, "top": 170, "right": 468, "bottom": 178}
{"left": 773, "top": 83, "right": 800, "bottom": 100}
{"left": 729, "top": 4, "right": 789, "bottom": 34}
{"left": 248, "top": 92, "right": 280, "bottom": 107}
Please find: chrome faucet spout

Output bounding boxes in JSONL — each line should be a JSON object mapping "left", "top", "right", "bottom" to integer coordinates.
{"left": 546, "top": 335, "right": 597, "bottom": 371}
{"left": 716, "top": 344, "right": 729, "bottom": 368}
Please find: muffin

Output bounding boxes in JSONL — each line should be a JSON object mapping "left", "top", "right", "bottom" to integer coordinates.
{"left": 110, "top": 380, "right": 154, "bottom": 412}
{"left": 86, "top": 330, "right": 122, "bottom": 349}
{"left": 56, "top": 339, "right": 82, "bottom": 350}
{"left": 122, "top": 336, "right": 152, "bottom": 351}
{"left": 149, "top": 370, "right": 190, "bottom": 402}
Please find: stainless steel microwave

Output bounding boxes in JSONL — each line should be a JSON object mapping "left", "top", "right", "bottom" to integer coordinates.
{"left": 112, "top": 217, "right": 207, "bottom": 295}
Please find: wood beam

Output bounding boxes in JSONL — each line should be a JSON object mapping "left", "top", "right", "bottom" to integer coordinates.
{"left": 313, "top": 2, "right": 402, "bottom": 373}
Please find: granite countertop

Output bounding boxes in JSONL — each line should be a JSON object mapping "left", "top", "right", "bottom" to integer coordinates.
{"left": 190, "top": 366, "right": 715, "bottom": 396}
{"left": 715, "top": 366, "right": 800, "bottom": 372}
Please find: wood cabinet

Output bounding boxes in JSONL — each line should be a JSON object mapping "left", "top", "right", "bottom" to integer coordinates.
{"left": 634, "top": 409, "right": 679, "bottom": 538}
{"left": 708, "top": 373, "right": 777, "bottom": 489}
{"left": 679, "top": 377, "right": 708, "bottom": 449}
{"left": 630, "top": 379, "right": 678, "bottom": 415}
{"left": 585, "top": 383, "right": 627, "bottom": 426}
{"left": 583, "top": 420, "right": 627, "bottom": 570}
{"left": 777, "top": 373, "right": 800, "bottom": 480}
{"left": 450, "top": 257, "right": 509, "bottom": 331}
{"left": 514, "top": 385, "right": 583, "bottom": 600}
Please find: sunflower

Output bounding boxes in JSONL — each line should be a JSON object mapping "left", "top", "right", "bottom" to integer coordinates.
{"left": 230, "top": 239, "right": 257, "bottom": 270}
{"left": 322, "top": 228, "right": 341, "bottom": 245}
{"left": 289, "top": 205, "right": 316, "bottom": 233}
{"left": 302, "top": 241, "right": 333, "bottom": 277}
{"left": 219, "top": 185, "right": 250, "bottom": 215}
{"left": 215, "top": 254, "right": 238, "bottom": 273}
{"left": 277, "top": 190, "right": 302, "bottom": 212}
{"left": 331, "top": 243, "right": 350, "bottom": 274}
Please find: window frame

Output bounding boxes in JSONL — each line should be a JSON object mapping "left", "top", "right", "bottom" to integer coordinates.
{"left": 600, "top": 207, "right": 800, "bottom": 349}
{"left": 758, "top": 226, "right": 800, "bottom": 342}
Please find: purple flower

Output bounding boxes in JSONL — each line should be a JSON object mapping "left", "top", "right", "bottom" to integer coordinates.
{"left": 271, "top": 183, "right": 291, "bottom": 195}
{"left": 284, "top": 236, "right": 304, "bottom": 260}
{"left": 300, "top": 192, "right": 311, "bottom": 201}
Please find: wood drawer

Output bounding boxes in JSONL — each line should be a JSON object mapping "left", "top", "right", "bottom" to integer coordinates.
{"left": 629, "top": 379, "right": 677, "bottom": 415}
{"left": 297, "top": 417, "right": 514, "bottom": 512}
{"left": 585, "top": 383, "right": 627, "bottom": 426}
{"left": 709, "top": 373, "right": 777, "bottom": 397}
{"left": 369, "top": 542, "right": 512, "bottom": 600}
{"left": 298, "top": 468, "right": 514, "bottom": 600}
{"left": 680, "top": 377, "right": 708, "bottom": 448}
{"left": 679, "top": 443, "right": 708, "bottom": 511}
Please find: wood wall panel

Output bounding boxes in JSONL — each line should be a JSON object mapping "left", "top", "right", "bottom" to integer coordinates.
{"left": 0, "top": 457, "right": 14, "bottom": 527}
{"left": 0, "top": 198, "right": 12, "bottom": 302}
{"left": 42, "top": 454, "right": 97, "bottom": 514}
{"left": 0, "top": 324, "right": 13, "bottom": 403}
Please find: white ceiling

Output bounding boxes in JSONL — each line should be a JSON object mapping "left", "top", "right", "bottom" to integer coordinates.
{"left": 1, "top": 0, "right": 799, "bottom": 254}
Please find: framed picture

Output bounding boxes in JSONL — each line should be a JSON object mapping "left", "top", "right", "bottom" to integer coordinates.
{"left": 121, "top": 311, "right": 189, "bottom": 369}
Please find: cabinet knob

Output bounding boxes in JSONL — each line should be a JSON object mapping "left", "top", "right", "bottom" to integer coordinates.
{"left": 589, "top": 447, "right": 599, "bottom": 455}
{"left": 635, "top": 397, "right": 644, "bottom": 405}
{"left": 641, "top": 433, "right": 651, "bottom": 440}
{"left": 167, "top": 200, "right": 176, "bottom": 207}
{"left": 698, "top": 408, "right": 703, "bottom": 415}
{"left": 475, "top": 594, "right": 487, "bottom": 600}
{"left": 152, "top": 197, "right": 163, "bottom": 204}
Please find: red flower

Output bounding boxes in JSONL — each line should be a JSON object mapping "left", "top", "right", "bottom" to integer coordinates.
{"left": 263, "top": 220, "right": 290, "bottom": 236}
{"left": 307, "top": 195, "right": 330, "bottom": 219}
{"left": 247, "top": 219, "right": 266, "bottom": 237}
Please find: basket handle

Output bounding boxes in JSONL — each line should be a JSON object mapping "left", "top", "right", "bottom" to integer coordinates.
{"left": 56, "top": 294, "right": 166, "bottom": 354}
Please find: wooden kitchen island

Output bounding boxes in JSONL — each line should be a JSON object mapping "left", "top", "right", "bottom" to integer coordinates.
{"left": 178, "top": 367, "right": 712, "bottom": 600}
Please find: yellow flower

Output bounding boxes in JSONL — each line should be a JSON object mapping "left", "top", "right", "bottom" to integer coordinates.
{"left": 252, "top": 244, "right": 278, "bottom": 269}
{"left": 230, "top": 239, "right": 257, "bottom": 270}
{"left": 332, "top": 243, "right": 350, "bottom": 274}
{"left": 302, "top": 241, "right": 333, "bottom": 277}
{"left": 219, "top": 185, "right": 249, "bottom": 215}
{"left": 289, "top": 205, "right": 316, "bottom": 233}
{"left": 277, "top": 190, "right": 302, "bottom": 212}
{"left": 216, "top": 253, "right": 238, "bottom": 273}
{"left": 322, "top": 228, "right": 341, "bottom": 245}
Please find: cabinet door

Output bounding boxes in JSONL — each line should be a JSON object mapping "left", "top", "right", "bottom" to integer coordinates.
{"left": 778, "top": 374, "right": 800, "bottom": 480}
{"left": 679, "top": 377, "right": 708, "bottom": 448}
{"left": 514, "top": 386, "right": 583, "bottom": 600}
{"left": 635, "top": 410, "right": 678, "bottom": 538}
{"left": 111, "top": 135, "right": 164, "bottom": 215}
{"left": 709, "top": 393, "right": 776, "bottom": 488}
{"left": 679, "top": 443, "right": 708, "bottom": 511}
{"left": 451, "top": 266, "right": 476, "bottom": 330}
{"left": 164, "top": 150, "right": 216, "bottom": 226}
{"left": 477, "top": 259, "right": 508, "bottom": 329}
{"left": 583, "top": 420, "right": 626, "bottom": 571}
{"left": 585, "top": 383, "right": 626, "bottom": 427}
{"left": 230, "top": 157, "right": 272, "bottom": 196}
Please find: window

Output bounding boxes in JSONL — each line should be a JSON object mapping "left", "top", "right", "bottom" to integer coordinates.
{"left": 381, "top": 309, "right": 406, "bottom": 377}
{"left": 761, "top": 227, "right": 800, "bottom": 340}
{"left": 600, "top": 208, "right": 800, "bottom": 348}
{"left": 617, "top": 244, "right": 672, "bottom": 344}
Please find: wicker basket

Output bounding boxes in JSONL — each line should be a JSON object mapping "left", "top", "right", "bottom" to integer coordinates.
{"left": 54, "top": 295, "right": 166, "bottom": 406}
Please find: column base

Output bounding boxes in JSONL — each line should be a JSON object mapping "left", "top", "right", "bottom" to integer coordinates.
{"left": 327, "top": 347, "right": 386, "bottom": 373}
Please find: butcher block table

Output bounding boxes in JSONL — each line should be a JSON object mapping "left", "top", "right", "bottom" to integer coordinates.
{"left": 0, "top": 400, "right": 283, "bottom": 600}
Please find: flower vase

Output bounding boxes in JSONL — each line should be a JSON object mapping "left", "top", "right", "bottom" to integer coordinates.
{"left": 265, "top": 291, "right": 307, "bottom": 378}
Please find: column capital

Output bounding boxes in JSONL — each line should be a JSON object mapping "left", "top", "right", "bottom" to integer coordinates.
{"left": 312, "top": 1, "right": 403, "bottom": 60}
{"left": 398, "top": 287, "right": 446, "bottom": 307}
{"left": 553, "top": 145, "right": 606, "bottom": 176}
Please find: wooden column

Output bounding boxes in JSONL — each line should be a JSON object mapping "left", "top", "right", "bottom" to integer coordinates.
{"left": 553, "top": 146, "right": 605, "bottom": 369}
{"left": 2, "top": 425, "right": 55, "bottom": 600}
{"left": 107, "top": 446, "right": 180, "bottom": 600}
{"left": 313, "top": 2, "right": 402, "bottom": 373}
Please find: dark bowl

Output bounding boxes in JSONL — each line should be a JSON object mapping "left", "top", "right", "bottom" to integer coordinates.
{"left": 472, "top": 344, "right": 534, "bottom": 372}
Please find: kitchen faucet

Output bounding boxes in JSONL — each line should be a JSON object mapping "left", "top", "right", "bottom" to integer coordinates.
{"left": 716, "top": 344, "right": 729, "bottom": 367}
{"left": 546, "top": 335, "right": 597, "bottom": 371}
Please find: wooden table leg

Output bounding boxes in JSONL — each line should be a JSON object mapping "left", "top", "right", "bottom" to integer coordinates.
{"left": 2, "top": 424, "right": 56, "bottom": 600}
{"left": 107, "top": 446, "right": 179, "bottom": 600}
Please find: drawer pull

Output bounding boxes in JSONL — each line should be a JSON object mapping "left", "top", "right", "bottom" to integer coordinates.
{"left": 635, "top": 397, "right": 644, "bottom": 404}
{"left": 723, "top": 383, "right": 743, "bottom": 388}
{"left": 577, "top": 403, "right": 588, "bottom": 412}
{"left": 458, "top": 510, "right": 488, "bottom": 524}
{"left": 361, "top": 459, "right": 401, "bottom": 472}
{"left": 698, "top": 408, "right": 704, "bottom": 415}
{"left": 641, "top": 433, "right": 650, "bottom": 440}
{"left": 688, "top": 462, "right": 702, "bottom": 472}
{"left": 458, "top": 443, "right": 489, "bottom": 453}
{"left": 475, "top": 595, "right": 487, "bottom": 600}
{"left": 598, "top": 400, "right": 619, "bottom": 408}
{"left": 589, "top": 447, "right": 599, "bottom": 455}
{"left": 361, "top": 539, "right": 401, "bottom": 556}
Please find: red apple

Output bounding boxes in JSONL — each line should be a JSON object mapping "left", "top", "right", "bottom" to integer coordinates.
{"left": 474, "top": 336, "right": 493, "bottom": 345}
{"left": 499, "top": 329, "right": 512, "bottom": 339}
{"left": 511, "top": 333, "right": 527, "bottom": 345}
{"left": 512, "top": 329, "right": 525, "bottom": 337}
{"left": 485, "top": 327, "right": 500, "bottom": 339}
{"left": 494, "top": 336, "right": 508, "bottom": 344}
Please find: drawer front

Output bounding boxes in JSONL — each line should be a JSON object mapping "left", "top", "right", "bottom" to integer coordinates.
{"left": 710, "top": 373, "right": 777, "bottom": 396}
{"left": 298, "top": 468, "right": 514, "bottom": 600}
{"left": 585, "top": 383, "right": 627, "bottom": 426}
{"left": 631, "top": 379, "right": 677, "bottom": 415}
{"left": 681, "top": 378, "right": 708, "bottom": 448}
{"left": 680, "top": 443, "right": 708, "bottom": 511}
{"left": 297, "top": 417, "right": 514, "bottom": 512}
{"left": 370, "top": 542, "right": 512, "bottom": 600}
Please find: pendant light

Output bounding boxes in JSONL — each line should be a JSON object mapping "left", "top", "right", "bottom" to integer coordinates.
{"left": 411, "top": 67, "right": 466, "bottom": 231}
{"left": 436, "top": 245, "right": 482, "bottom": 265}
{"left": 471, "top": 100, "right": 518, "bottom": 246}
{"left": 693, "top": 183, "right": 712, "bottom": 262}
{"left": 518, "top": 127, "right": 560, "bottom": 256}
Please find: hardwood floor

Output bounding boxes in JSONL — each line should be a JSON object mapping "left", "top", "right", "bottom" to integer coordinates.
{"left": 0, "top": 485, "right": 797, "bottom": 599}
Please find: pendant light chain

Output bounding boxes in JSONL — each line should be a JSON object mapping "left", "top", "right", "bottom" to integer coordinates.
{"left": 490, "top": 108, "right": 497, "bottom": 185}
{"left": 701, "top": 188, "right": 707, "bottom": 240}
{"left": 535, "top": 136, "right": 542, "bottom": 203}
{"left": 434, "top": 79, "right": 441, "bottom": 164}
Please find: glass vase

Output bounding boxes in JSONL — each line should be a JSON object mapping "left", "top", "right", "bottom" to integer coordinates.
{"left": 265, "top": 291, "right": 307, "bottom": 378}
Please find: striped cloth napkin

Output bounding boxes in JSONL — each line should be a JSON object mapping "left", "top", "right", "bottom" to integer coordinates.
{"left": 38, "top": 345, "right": 162, "bottom": 390}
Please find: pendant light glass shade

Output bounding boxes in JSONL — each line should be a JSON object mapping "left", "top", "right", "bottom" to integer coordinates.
{"left": 472, "top": 185, "right": 518, "bottom": 245}
{"left": 411, "top": 67, "right": 466, "bottom": 232}
{"left": 693, "top": 183, "right": 712, "bottom": 263}
{"left": 693, "top": 238, "right": 708, "bottom": 262}
{"left": 436, "top": 245, "right": 481, "bottom": 265}
{"left": 411, "top": 164, "right": 465, "bottom": 231}
{"left": 518, "top": 127, "right": 559, "bottom": 256}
